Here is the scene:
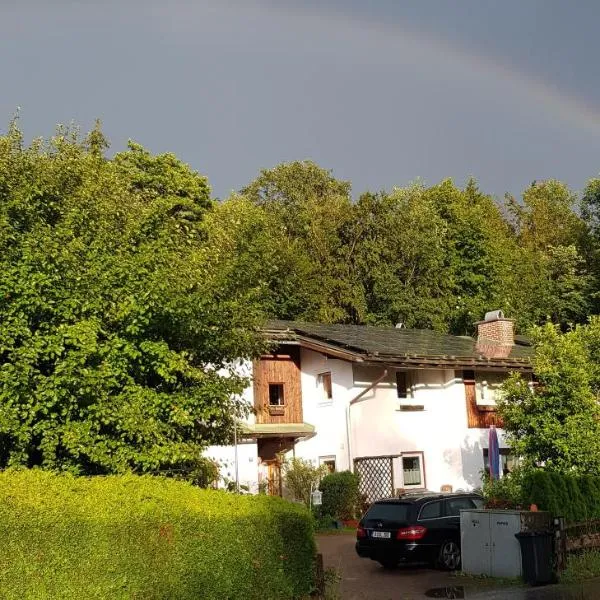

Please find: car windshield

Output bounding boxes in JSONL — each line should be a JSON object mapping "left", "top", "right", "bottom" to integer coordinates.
{"left": 364, "top": 502, "right": 411, "bottom": 522}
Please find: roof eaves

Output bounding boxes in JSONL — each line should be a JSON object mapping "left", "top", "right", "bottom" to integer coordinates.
{"left": 365, "top": 355, "right": 532, "bottom": 371}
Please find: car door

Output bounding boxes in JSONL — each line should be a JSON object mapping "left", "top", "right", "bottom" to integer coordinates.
{"left": 443, "top": 496, "right": 478, "bottom": 544}
{"left": 417, "top": 499, "right": 446, "bottom": 546}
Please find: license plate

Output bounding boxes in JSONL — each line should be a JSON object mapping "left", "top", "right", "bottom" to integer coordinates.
{"left": 371, "top": 531, "right": 391, "bottom": 539}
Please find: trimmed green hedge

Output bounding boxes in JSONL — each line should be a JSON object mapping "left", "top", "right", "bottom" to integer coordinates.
{"left": 0, "top": 470, "right": 315, "bottom": 599}
{"left": 522, "top": 470, "right": 600, "bottom": 523}
{"left": 319, "top": 471, "right": 360, "bottom": 520}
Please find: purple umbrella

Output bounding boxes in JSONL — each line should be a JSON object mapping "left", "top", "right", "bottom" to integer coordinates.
{"left": 488, "top": 425, "right": 501, "bottom": 480}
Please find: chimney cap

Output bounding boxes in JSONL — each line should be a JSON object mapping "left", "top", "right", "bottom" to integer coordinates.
{"left": 485, "top": 309, "right": 504, "bottom": 321}
{"left": 474, "top": 310, "right": 515, "bottom": 326}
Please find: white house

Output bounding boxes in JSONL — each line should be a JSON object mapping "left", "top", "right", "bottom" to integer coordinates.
{"left": 206, "top": 311, "right": 532, "bottom": 501}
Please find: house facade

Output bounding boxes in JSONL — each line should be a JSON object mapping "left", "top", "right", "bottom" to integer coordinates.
{"left": 206, "top": 312, "right": 533, "bottom": 500}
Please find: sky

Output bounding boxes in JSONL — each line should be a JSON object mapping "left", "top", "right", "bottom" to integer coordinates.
{"left": 2, "top": 0, "right": 600, "bottom": 201}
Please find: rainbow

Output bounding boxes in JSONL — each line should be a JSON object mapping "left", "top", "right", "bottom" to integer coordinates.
{"left": 267, "top": 2, "right": 600, "bottom": 136}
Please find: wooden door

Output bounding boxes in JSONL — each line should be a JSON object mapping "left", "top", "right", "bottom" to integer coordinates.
{"left": 266, "top": 461, "right": 282, "bottom": 496}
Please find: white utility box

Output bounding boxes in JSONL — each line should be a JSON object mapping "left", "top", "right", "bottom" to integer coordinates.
{"left": 461, "top": 510, "right": 551, "bottom": 578}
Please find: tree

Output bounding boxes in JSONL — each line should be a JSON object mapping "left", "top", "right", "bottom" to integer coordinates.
{"left": 504, "top": 180, "right": 592, "bottom": 329}
{"left": 497, "top": 319, "right": 600, "bottom": 473}
{"left": 206, "top": 195, "right": 317, "bottom": 321}
{"left": 352, "top": 185, "right": 454, "bottom": 330}
{"left": 0, "top": 121, "right": 265, "bottom": 476}
{"left": 508, "top": 180, "right": 585, "bottom": 251}
{"left": 240, "top": 161, "right": 366, "bottom": 323}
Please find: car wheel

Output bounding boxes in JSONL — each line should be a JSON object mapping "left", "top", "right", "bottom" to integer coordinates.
{"left": 438, "top": 540, "right": 461, "bottom": 570}
{"left": 378, "top": 559, "right": 398, "bottom": 570}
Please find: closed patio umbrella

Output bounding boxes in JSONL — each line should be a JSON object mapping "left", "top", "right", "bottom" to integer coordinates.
{"left": 488, "top": 425, "right": 501, "bottom": 480}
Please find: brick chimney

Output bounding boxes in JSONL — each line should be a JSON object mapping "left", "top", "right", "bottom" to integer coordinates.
{"left": 475, "top": 310, "right": 515, "bottom": 358}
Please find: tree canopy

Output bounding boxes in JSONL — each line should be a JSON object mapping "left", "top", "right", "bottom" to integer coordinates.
{"left": 234, "top": 164, "right": 595, "bottom": 335}
{"left": 0, "top": 121, "right": 265, "bottom": 475}
{"left": 3, "top": 117, "right": 600, "bottom": 477}
{"left": 498, "top": 320, "right": 600, "bottom": 473}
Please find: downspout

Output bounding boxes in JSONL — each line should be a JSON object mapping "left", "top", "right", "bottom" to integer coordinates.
{"left": 346, "top": 369, "right": 389, "bottom": 471}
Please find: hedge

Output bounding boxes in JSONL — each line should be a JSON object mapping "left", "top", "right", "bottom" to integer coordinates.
{"left": 522, "top": 470, "right": 600, "bottom": 523}
{"left": 319, "top": 471, "right": 360, "bottom": 521}
{"left": 0, "top": 470, "right": 315, "bottom": 599}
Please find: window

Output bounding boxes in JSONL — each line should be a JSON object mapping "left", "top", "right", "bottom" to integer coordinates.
{"left": 446, "top": 497, "right": 476, "bottom": 516}
{"left": 396, "top": 371, "right": 423, "bottom": 410}
{"left": 365, "top": 502, "right": 411, "bottom": 523}
{"left": 396, "top": 371, "right": 411, "bottom": 398}
{"left": 317, "top": 372, "right": 333, "bottom": 402}
{"left": 402, "top": 453, "right": 424, "bottom": 487}
{"left": 268, "top": 383, "right": 285, "bottom": 406}
{"left": 475, "top": 372, "right": 505, "bottom": 406}
{"left": 396, "top": 371, "right": 414, "bottom": 400}
{"left": 319, "top": 456, "right": 336, "bottom": 473}
{"left": 483, "top": 448, "right": 517, "bottom": 476}
{"left": 419, "top": 500, "right": 442, "bottom": 520}
{"left": 472, "top": 497, "right": 485, "bottom": 509}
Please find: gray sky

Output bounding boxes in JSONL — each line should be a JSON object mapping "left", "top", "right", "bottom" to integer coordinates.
{"left": 2, "top": 0, "right": 600, "bottom": 200}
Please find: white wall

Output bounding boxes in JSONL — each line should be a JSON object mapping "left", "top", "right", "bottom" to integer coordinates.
{"left": 207, "top": 352, "right": 510, "bottom": 494}
{"left": 292, "top": 348, "right": 355, "bottom": 471}
{"left": 347, "top": 366, "right": 508, "bottom": 492}
{"left": 205, "top": 359, "right": 259, "bottom": 491}
{"left": 204, "top": 442, "right": 259, "bottom": 493}
{"left": 294, "top": 356, "right": 509, "bottom": 493}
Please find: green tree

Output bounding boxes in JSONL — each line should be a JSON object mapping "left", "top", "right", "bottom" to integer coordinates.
{"left": 241, "top": 161, "right": 365, "bottom": 323}
{"left": 431, "top": 179, "right": 525, "bottom": 334}
{"left": 497, "top": 319, "right": 600, "bottom": 473}
{"left": 352, "top": 185, "right": 453, "bottom": 330}
{"left": 506, "top": 180, "right": 592, "bottom": 328}
{"left": 0, "top": 121, "right": 265, "bottom": 476}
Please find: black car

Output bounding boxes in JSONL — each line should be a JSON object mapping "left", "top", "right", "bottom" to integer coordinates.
{"left": 355, "top": 492, "right": 484, "bottom": 570}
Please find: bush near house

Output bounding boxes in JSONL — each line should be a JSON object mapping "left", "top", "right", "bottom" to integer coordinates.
{"left": 521, "top": 470, "right": 600, "bottom": 522}
{"left": 282, "top": 458, "right": 328, "bottom": 507}
{"left": 0, "top": 470, "right": 315, "bottom": 600}
{"left": 481, "top": 469, "right": 525, "bottom": 510}
{"left": 319, "top": 471, "right": 361, "bottom": 521}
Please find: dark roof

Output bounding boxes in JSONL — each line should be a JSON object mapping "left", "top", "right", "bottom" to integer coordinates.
{"left": 264, "top": 320, "right": 533, "bottom": 370}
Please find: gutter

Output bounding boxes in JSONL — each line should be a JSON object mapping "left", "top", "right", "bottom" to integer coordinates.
{"left": 346, "top": 368, "right": 389, "bottom": 472}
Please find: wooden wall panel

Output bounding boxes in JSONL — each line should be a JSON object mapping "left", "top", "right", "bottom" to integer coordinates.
{"left": 254, "top": 345, "right": 303, "bottom": 424}
{"left": 464, "top": 377, "right": 503, "bottom": 429}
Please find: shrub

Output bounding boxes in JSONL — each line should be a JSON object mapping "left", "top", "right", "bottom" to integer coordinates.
{"left": 319, "top": 471, "right": 360, "bottom": 520}
{"left": 282, "top": 458, "right": 327, "bottom": 507}
{"left": 0, "top": 470, "right": 315, "bottom": 599}
{"left": 481, "top": 469, "right": 525, "bottom": 509}
{"left": 561, "top": 550, "right": 600, "bottom": 583}
{"left": 169, "top": 456, "right": 220, "bottom": 488}
{"left": 522, "top": 470, "right": 600, "bottom": 522}
{"left": 311, "top": 509, "right": 337, "bottom": 531}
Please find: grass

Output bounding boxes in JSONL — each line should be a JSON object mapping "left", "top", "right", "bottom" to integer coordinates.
{"left": 561, "top": 550, "right": 600, "bottom": 583}
{"left": 315, "top": 527, "right": 356, "bottom": 535}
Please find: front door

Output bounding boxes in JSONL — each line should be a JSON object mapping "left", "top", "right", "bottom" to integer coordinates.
{"left": 266, "top": 461, "right": 282, "bottom": 496}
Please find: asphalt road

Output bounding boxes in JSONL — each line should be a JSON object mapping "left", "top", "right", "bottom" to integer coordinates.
{"left": 316, "top": 533, "right": 600, "bottom": 600}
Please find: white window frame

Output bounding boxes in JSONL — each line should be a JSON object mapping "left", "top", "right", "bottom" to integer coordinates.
{"left": 268, "top": 382, "right": 285, "bottom": 406}
{"left": 475, "top": 372, "right": 504, "bottom": 407}
{"left": 316, "top": 372, "right": 333, "bottom": 405}
{"left": 400, "top": 451, "right": 426, "bottom": 489}
{"left": 319, "top": 455, "right": 336, "bottom": 473}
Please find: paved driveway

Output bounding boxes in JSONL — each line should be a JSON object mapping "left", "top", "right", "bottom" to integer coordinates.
{"left": 317, "top": 532, "right": 473, "bottom": 600}
{"left": 317, "top": 533, "right": 600, "bottom": 600}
